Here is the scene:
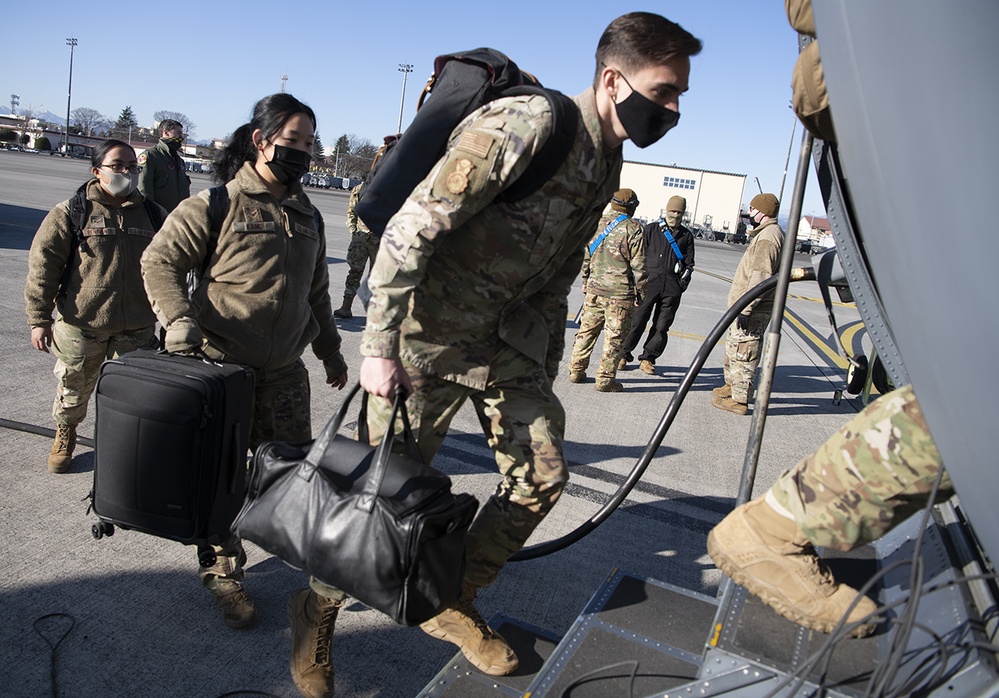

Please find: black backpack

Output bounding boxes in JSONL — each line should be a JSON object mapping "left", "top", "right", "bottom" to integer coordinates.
{"left": 58, "top": 183, "right": 166, "bottom": 297}
{"left": 354, "top": 48, "right": 579, "bottom": 236}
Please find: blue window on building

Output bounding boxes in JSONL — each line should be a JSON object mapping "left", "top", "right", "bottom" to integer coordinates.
{"left": 663, "top": 176, "right": 697, "bottom": 189}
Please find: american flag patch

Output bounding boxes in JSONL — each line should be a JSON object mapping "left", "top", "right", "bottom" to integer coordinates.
{"left": 455, "top": 131, "right": 494, "bottom": 159}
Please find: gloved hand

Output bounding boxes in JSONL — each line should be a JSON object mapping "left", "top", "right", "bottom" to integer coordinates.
{"left": 164, "top": 318, "right": 203, "bottom": 354}
{"left": 736, "top": 313, "right": 751, "bottom": 331}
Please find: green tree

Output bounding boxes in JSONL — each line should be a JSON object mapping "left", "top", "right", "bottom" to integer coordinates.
{"left": 0, "top": 128, "right": 15, "bottom": 142}
{"left": 18, "top": 133, "right": 29, "bottom": 146}
{"left": 112, "top": 106, "right": 139, "bottom": 141}
{"left": 313, "top": 132, "right": 326, "bottom": 164}
{"left": 36, "top": 136, "right": 52, "bottom": 151}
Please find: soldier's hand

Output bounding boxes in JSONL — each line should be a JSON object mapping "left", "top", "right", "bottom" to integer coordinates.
{"left": 360, "top": 357, "right": 413, "bottom": 399}
{"left": 736, "top": 313, "right": 751, "bottom": 331}
{"left": 30, "top": 325, "right": 52, "bottom": 353}
{"left": 326, "top": 371, "right": 349, "bottom": 390}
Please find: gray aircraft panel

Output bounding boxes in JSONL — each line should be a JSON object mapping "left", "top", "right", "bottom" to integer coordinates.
{"left": 812, "top": 0, "right": 999, "bottom": 566}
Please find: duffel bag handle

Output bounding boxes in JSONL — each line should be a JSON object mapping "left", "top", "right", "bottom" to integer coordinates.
{"left": 301, "top": 384, "right": 422, "bottom": 514}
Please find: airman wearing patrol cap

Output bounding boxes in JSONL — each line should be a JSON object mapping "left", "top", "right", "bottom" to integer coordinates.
{"left": 569, "top": 188, "right": 647, "bottom": 391}
{"left": 714, "top": 192, "right": 783, "bottom": 414}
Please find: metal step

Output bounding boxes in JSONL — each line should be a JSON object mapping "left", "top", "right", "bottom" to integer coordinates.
{"left": 525, "top": 569, "right": 718, "bottom": 697}
{"left": 416, "top": 616, "right": 559, "bottom": 697}
{"left": 418, "top": 510, "right": 997, "bottom": 697}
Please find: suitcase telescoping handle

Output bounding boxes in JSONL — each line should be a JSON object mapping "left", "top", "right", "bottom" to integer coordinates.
{"left": 299, "top": 383, "right": 421, "bottom": 514}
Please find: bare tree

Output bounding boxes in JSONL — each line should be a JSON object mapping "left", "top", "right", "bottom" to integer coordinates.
{"left": 332, "top": 134, "right": 378, "bottom": 178}
{"left": 152, "top": 110, "right": 196, "bottom": 140}
{"left": 71, "top": 107, "right": 106, "bottom": 137}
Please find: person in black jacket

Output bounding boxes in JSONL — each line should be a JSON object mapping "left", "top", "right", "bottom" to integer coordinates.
{"left": 620, "top": 194, "right": 695, "bottom": 375}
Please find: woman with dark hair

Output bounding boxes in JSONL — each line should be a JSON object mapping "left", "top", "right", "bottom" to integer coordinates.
{"left": 25, "top": 138, "right": 165, "bottom": 474}
{"left": 141, "top": 94, "right": 348, "bottom": 697}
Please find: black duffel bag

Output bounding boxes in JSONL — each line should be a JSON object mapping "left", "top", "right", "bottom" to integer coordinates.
{"left": 232, "top": 384, "right": 478, "bottom": 626}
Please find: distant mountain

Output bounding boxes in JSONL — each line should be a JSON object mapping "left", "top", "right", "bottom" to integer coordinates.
{"left": 0, "top": 108, "right": 66, "bottom": 126}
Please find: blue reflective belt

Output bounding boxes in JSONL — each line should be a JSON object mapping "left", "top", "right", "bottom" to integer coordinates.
{"left": 588, "top": 214, "right": 628, "bottom": 255}
{"left": 661, "top": 221, "right": 684, "bottom": 262}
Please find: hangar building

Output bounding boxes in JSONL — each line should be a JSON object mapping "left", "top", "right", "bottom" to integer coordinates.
{"left": 620, "top": 160, "right": 747, "bottom": 236}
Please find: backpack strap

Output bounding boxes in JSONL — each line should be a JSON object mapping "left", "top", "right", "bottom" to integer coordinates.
{"left": 588, "top": 214, "right": 628, "bottom": 256}
{"left": 500, "top": 88, "right": 578, "bottom": 203}
{"left": 142, "top": 199, "right": 165, "bottom": 232}
{"left": 188, "top": 184, "right": 230, "bottom": 296}
{"left": 57, "top": 183, "right": 91, "bottom": 297}
{"left": 659, "top": 220, "right": 685, "bottom": 263}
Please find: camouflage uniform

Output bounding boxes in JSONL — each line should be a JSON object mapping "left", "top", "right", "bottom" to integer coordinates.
{"left": 343, "top": 183, "right": 380, "bottom": 298}
{"left": 569, "top": 211, "right": 646, "bottom": 382}
{"left": 25, "top": 179, "right": 163, "bottom": 426}
{"left": 768, "top": 384, "right": 951, "bottom": 551}
{"left": 724, "top": 217, "right": 783, "bottom": 403}
{"left": 361, "top": 88, "right": 622, "bottom": 589}
{"left": 141, "top": 162, "right": 348, "bottom": 590}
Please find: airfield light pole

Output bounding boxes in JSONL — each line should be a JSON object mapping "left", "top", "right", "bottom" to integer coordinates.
{"left": 777, "top": 106, "right": 797, "bottom": 207}
{"left": 397, "top": 64, "right": 413, "bottom": 135}
{"left": 64, "top": 38, "right": 77, "bottom": 155}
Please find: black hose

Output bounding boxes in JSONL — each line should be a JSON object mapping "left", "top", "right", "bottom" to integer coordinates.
{"left": 511, "top": 266, "right": 816, "bottom": 561}
{"left": 0, "top": 418, "right": 94, "bottom": 448}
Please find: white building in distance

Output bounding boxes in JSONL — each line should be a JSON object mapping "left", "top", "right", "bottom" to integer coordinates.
{"left": 621, "top": 160, "right": 747, "bottom": 235}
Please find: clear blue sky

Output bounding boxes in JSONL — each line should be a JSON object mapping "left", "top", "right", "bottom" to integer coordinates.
{"left": 3, "top": 0, "right": 825, "bottom": 217}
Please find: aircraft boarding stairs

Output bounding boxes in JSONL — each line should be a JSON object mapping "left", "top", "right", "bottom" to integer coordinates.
{"left": 418, "top": 503, "right": 998, "bottom": 697}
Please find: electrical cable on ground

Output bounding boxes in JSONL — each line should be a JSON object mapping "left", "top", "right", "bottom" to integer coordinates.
{"left": 512, "top": 268, "right": 815, "bottom": 561}
{"left": 33, "top": 612, "right": 74, "bottom": 698}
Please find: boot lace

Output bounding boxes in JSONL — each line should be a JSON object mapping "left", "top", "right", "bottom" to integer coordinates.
{"left": 217, "top": 585, "right": 251, "bottom": 614}
{"left": 452, "top": 593, "right": 492, "bottom": 635}
{"left": 312, "top": 603, "right": 340, "bottom": 667}
{"left": 798, "top": 544, "right": 838, "bottom": 590}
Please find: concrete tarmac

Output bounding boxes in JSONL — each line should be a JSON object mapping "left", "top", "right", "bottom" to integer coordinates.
{"left": 0, "top": 151, "right": 865, "bottom": 697}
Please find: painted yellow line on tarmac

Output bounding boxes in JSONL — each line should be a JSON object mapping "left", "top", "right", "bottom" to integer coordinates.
{"left": 840, "top": 320, "right": 866, "bottom": 356}
{"left": 669, "top": 330, "right": 706, "bottom": 342}
{"left": 788, "top": 292, "right": 854, "bottom": 308}
{"left": 782, "top": 308, "right": 848, "bottom": 369}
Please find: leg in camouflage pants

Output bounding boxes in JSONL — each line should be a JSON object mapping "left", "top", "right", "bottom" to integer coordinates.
{"left": 768, "top": 384, "right": 951, "bottom": 551}
{"left": 198, "top": 359, "right": 334, "bottom": 592}
{"left": 343, "top": 231, "right": 381, "bottom": 298}
{"left": 364, "top": 345, "right": 568, "bottom": 590}
{"left": 569, "top": 293, "right": 635, "bottom": 383}
{"left": 50, "top": 319, "right": 157, "bottom": 426}
{"left": 723, "top": 311, "right": 770, "bottom": 404}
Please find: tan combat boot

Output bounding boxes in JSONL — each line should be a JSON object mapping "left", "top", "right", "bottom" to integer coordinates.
{"left": 210, "top": 580, "right": 257, "bottom": 629}
{"left": 707, "top": 497, "right": 879, "bottom": 638}
{"left": 332, "top": 294, "right": 354, "bottom": 319}
{"left": 595, "top": 379, "right": 624, "bottom": 393}
{"left": 288, "top": 589, "right": 344, "bottom": 698}
{"left": 712, "top": 383, "right": 732, "bottom": 398}
{"left": 616, "top": 357, "right": 628, "bottom": 371}
{"left": 639, "top": 359, "right": 656, "bottom": 376}
{"left": 712, "top": 395, "right": 748, "bottom": 415}
{"left": 568, "top": 370, "right": 585, "bottom": 383}
{"left": 420, "top": 583, "right": 519, "bottom": 676}
{"left": 47, "top": 424, "right": 77, "bottom": 473}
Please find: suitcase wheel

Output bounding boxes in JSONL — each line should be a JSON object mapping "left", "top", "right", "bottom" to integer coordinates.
{"left": 197, "top": 548, "right": 218, "bottom": 568}
{"left": 91, "top": 521, "right": 115, "bottom": 539}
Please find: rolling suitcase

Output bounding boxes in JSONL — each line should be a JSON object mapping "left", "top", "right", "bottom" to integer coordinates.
{"left": 89, "top": 349, "right": 255, "bottom": 554}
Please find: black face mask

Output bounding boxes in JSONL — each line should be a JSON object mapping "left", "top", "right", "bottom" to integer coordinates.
{"left": 266, "top": 144, "right": 312, "bottom": 186}
{"left": 614, "top": 71, "right": 680, "bottom": 148}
